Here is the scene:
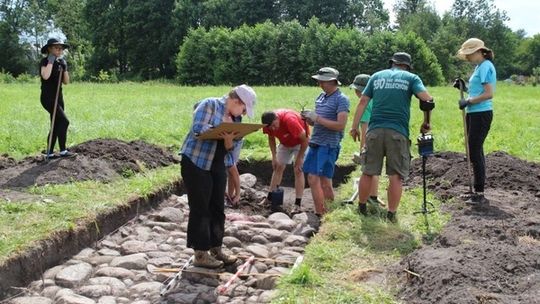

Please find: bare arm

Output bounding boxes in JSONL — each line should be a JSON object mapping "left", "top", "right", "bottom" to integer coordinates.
{"left": 468, "top": 83, "right": 493, "bottom": 104}
{"left": 416, "top": 91, "right": 434, "bottom": 133}
{"left": 349, "top": 95, "right": 370, "bottom": 141}
{"left": 62, "top": 70, "right": 70, "bottom": 85}
{"left": 40, "top": 64, "right": 53, "bottom": 80}
{"left": 315, "top": 111, "right": 348, "bottom": 131}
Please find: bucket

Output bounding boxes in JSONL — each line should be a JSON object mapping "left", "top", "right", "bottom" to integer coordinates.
{"left": 269, "top": 186, "right": 284, "bottom": 208}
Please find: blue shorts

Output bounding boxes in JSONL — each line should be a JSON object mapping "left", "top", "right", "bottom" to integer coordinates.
{"left": 225, "top": 140, "right": 243, "bottom": 167}
{"left": 302, "top": 144, "right": 340, "bottom": 178}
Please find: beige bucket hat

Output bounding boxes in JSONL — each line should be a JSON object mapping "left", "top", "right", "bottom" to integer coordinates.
{"left": 457, "top": 38, "right": 491, "bottom": 60}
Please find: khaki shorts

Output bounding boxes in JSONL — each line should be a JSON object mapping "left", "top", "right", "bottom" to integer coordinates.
{"left": 276, "top": 144, "right": 301, "bottom": 165}
{"left": 361, "top": 128, "right": 411, "bottom": 178}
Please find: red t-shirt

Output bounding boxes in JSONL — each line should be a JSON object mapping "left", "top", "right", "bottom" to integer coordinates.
{"left": 262, "top": 109, "right": 309, "bottom": 147}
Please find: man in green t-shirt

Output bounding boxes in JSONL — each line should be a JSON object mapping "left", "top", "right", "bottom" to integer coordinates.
{"left": 349, "top": 74, "right": 384, "bottom": 207}
{"left": 350, "top": 52, "right": 434, "bottom": 223}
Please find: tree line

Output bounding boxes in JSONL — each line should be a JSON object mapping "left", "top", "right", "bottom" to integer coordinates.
{"left": 1, "top": 0, "right": 539, "bottom": 85}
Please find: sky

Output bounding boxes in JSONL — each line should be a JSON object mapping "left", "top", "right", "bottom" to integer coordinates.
{"left": 382, "top": 0, "right": 540, "bottom": 37}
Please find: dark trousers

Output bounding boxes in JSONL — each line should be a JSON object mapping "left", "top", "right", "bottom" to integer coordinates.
{"left": 466, "top": 111, "right": 493, "bottom": 193}
{"left": 41, "top": 94, "right": 69, "bottom": 152}
{"left": 181, "top": 152, "right": 226, "bottom": 250}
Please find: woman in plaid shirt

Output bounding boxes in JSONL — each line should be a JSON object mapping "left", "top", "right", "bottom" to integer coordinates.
{"left": 180, "top": 85, "right": 256, "bottom": 268}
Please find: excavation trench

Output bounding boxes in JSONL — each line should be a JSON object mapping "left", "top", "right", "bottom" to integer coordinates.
{"left": 0, "top": 139, "right": 354, "bottom": 303}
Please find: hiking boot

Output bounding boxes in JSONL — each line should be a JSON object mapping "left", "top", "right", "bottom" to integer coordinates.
{"left": 193, "top": 250, "right": 223, "bottom": 268}
{"left": 386, "top": 211, "right": 397, "bottom": 223}
{"left": 210, "top": 247, "right": 237, "bottom": 265}
{"left": 358, "top": 203, "right": 368, "bottom": 216}
{"left": 290, "top": 204, "right": 302, "bottom": 215}
{"left": 59, "top": 150, "right": 77, "bottom": 157}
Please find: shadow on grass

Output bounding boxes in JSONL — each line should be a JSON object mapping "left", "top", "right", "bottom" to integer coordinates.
{"left": 351, "top": 216, "right": 419, "bottom": 256}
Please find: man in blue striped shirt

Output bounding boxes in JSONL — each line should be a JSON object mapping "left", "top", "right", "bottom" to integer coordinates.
{"left": 180, "top": 84, "right": 256, "bottom": 268}
{"left": 301, "top": 67, "right": 350, "bottom": 216}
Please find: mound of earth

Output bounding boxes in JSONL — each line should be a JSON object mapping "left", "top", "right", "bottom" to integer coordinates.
{"left": 0, "top": 139, "right": 178, "bottom": 189}
{"left": 398, "top": 151, "right": 540, "bottom": 304}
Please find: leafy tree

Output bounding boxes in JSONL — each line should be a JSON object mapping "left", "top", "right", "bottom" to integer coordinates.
{"left": 47, "top": 0, "right": 90, "bottom": 80}
{"left": 449, "top": 0, "right": 516, "bottom": 79}
{"left": 0, "top": 21, "right": 32, "bottom": 75}
{"left": 394, "top": 0, "right": 442, "bottom": 43}
{"left": 84, "top": 0, "right": 129, "bottom": 76}
{"left": 515, "top": 34, "right": 540, "bottom": 75}
{"left": 123, "top": 0, "right": 177, "bottom": 79}
{"left": 280, "top": 0, "right": 389, "bottom": 31}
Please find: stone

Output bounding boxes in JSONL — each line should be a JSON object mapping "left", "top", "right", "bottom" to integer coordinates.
{"left": 55, "top": 262, "right": 93, "bottom": 288}
{"left": 154, "top": 207, "right": 184, "bottom": 223}
{"left": 239, "top": 173, "right": 257, "bottom": 188}
{"left": 78, "top": 285, "right": 112, "bottom": 298}
{"left": 10, "top": 297, "right": 52, "bottom": 304}
{"left": 110, "top": 253, "right": 147, "bottom": 270}
{"left": 222, "top": 236, "right": 242, "bottom": 248}
{"left": 95, "top": 267, "right": 135, "bottom": 280}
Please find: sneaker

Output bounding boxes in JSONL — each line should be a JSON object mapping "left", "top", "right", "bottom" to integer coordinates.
{"left": 466, "top": 193, "right": 490, "bottom": 206}
{"left": 59, "top": 150, "right": 77, "bottom": 157}
{"left": 41, "top": 150, "right": 56, "bottom": 158}
{"left": 386, "top": 211, "right": 397, "bottom": 223}
{"left": 358, "top": 203, "right": 368, "bottom": 216}
{"left": 459, "top": 192, "right": 475, "bottom": 199}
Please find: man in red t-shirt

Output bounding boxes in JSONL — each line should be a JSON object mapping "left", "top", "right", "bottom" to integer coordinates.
{"left": 261, "top": 109, "right": 309, "bottom": 213}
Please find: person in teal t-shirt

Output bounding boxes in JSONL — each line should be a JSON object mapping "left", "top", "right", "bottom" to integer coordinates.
{"left": 350, "top": 52, "right": 434, "bottom": 223}
{"left": 349, "top": 74, "right": 384, "bottom": 208}
{"left": 456, "top": 38, "right": 496, "bottom": 206}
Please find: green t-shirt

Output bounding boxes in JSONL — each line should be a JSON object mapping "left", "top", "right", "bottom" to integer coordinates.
{"left": 362, "top": 68, "right": 426, "bottom": 137}
{"left": 359, "top": 99, "right": 373, "bottom": 123}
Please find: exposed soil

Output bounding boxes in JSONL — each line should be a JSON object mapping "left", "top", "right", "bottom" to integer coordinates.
{"left": 399, "top": 151, "right": 540, "bottom": 304}
{"left": 0, "top": 139, "right": 179, "bottom": 189}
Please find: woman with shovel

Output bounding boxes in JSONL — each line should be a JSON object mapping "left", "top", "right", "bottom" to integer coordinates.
{"left": 456, "top": 38, "right": 496, "bottom": 205}
{"left": 40, "top": 38, "right": 75, "bottom": 158}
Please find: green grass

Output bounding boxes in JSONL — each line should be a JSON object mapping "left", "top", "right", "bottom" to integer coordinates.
{"left": 0, "top": 165, "right": 179, "bottom": 264}
{"left": 1, "top": 82, "right": 539, "bottom": 302}
{"left": 1, "top": 82, "right": 539, "bottom": 161}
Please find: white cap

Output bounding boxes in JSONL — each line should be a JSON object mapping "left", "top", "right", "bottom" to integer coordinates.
{"left": 234, "top": 84, "right": 256, "bottom": 118}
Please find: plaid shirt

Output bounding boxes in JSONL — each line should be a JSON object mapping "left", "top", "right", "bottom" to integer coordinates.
{"left": 180, "top": 97, "right": 227, "bottom": 171}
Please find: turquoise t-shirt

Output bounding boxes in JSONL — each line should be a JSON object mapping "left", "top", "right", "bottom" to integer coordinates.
{"left": 359, "top": 99, "right": 373, "bottom": 123}
{"left": 362, "top": 68, "right": 427, "bottom": 137}
{"left": 467, "top": 60, "right": 496, "bottom": 113}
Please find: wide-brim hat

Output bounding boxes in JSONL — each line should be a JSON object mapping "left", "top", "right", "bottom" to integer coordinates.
{"left": 41, "top": 38, "right": 69, "bottom": 54}
{"left": 311, "top": 67, "right": 341, "bottom": 85}
{"left": 234, "top": 84, "right": 256, "bottom": 118}
{"left": 457, "top": 38, "right": 491, "bottom": 60}
{"left": 349, "top": 74, "right": 370, "bottom": 91}
{"left": 389, "top": 52, "right": 413, "bottom": 70}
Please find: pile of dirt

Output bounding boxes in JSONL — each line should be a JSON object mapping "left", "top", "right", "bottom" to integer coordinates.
{"left": 0, "top": 154, "right": 17, "bottom": 170}
{"left": 398, "top": 151, "right": 540, "bottom": 304}
{"left": 0, "top": 139, "right": 178, "bottom": 189}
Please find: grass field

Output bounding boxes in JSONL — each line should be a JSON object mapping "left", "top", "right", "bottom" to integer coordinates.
{"left": 1, "top": 82, "right": 539, "bottom": 302}
{"left": 1, "top": 82, "right": 539, "bottom": 161}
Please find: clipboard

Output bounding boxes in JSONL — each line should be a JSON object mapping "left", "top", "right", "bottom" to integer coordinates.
{"left": 196, "top": 122, "right": 265, "bottom": 140}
